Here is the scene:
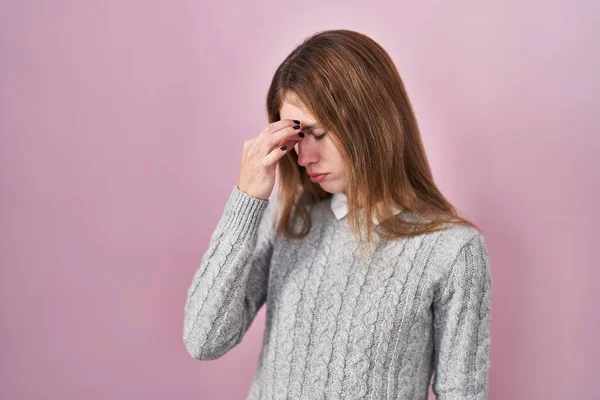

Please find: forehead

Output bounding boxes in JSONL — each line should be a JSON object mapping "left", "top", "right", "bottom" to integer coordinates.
{"left": 279, "top": 96, "right": 318, "bottom": 126}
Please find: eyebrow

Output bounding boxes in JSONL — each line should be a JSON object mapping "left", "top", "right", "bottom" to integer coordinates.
{"left": 302, "top": 123, "right": 321, "bottom": 129}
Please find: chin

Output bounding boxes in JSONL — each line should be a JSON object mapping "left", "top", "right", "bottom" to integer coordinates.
{"left": 320, "top": 181, "right": 344, "bottom": 194}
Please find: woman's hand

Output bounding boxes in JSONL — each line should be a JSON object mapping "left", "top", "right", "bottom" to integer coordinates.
{"left": 236, "top": 119, "right": 304, "bottom": 200}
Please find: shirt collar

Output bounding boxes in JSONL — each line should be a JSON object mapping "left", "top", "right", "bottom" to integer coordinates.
{"left": 330, "top": 192, "right": 403, "bottom": 225}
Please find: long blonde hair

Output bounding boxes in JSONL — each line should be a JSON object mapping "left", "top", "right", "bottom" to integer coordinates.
{"left": 266, "top": 29, "right": 480, "bottom": 252}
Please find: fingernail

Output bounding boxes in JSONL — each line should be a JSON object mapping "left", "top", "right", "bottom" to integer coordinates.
{"left": 298, "top": 132, "right": 305, "bottom": 138}
{"left": 293, "top": 120, "right": 300, "bottom": 124}
{"left": 293, "top": 125, "right": 301, "bottom": 130}
{"left": 280, "top": 145, "right": 287, "bottom": 151}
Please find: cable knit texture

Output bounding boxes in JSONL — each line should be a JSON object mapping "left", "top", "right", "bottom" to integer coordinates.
{"left": 183, "top": 185, "right": 492, "bottom": 399}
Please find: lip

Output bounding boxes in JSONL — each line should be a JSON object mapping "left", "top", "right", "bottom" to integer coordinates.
{"left": 308, "top": 173, "right": 328, "bottom": 182}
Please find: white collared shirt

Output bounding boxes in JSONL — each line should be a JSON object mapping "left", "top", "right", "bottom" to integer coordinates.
{"left": 330, "top": 192, "right": 403, "bottom": 225}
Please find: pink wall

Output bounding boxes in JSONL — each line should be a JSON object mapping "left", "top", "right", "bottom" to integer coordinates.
{"left": 1, "top": 1, "right": 597, "bottom": 399}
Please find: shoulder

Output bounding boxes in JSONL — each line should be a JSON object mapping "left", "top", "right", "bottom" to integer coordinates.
{"left": 437, "top": 224, "right": 484, "bottom": 259}
{"left": 427, "top": 225, "right": 492, "bottom": 310}
{"left": 419, "top": 223, "right": 488, "bottom": 287}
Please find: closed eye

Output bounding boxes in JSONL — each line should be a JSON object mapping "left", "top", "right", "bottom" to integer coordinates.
{"left": 314, "top": 132, "right": 326, "bottom": 140}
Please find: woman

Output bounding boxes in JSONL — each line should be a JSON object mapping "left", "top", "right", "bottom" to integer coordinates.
{"left": 183, "top": 29, "right": 492, "bottom": 400}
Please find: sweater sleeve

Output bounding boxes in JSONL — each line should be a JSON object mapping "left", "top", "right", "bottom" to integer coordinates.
{"left": 431, "top": 234, "right": 492, "bottom": 400}
{"left": 182, "top": 185, "right": 278, "bottom": 360}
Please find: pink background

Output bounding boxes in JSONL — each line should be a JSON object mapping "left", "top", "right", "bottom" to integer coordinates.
{"left": 1, "top": 1, "right": 597, "bottom": 399}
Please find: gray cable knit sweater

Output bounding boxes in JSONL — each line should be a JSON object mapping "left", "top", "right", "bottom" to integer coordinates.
{"left": 183, "top": 185, "right": 492, "bottom": 400}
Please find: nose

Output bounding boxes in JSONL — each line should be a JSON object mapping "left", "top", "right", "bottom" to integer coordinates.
{"left": 294, "top": 137, "right": 320, "bottom": 167}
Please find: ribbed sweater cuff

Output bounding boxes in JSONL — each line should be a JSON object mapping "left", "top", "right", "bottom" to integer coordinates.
{"left": 218, "top": 185, "right": 270, "bottom": 242}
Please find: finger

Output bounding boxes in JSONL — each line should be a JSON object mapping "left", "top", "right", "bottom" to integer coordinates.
{"left": 264, "top": 139, "right": 295, "bottom": 166}
{"left": 265, "top": 125, "right": 304, "bottom": 153}
{"left": 262, "top": 118, "right": 301, "bottom": 135}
